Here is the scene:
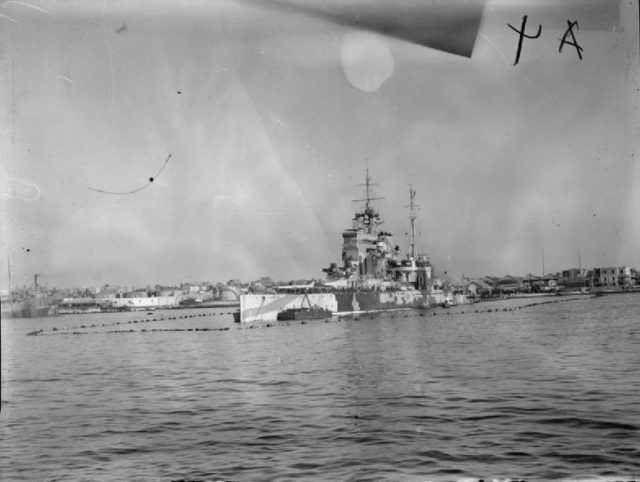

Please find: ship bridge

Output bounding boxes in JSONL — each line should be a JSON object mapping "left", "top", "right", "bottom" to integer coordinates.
{"left": 339, "top": 168, "right": 398, "bottom": 279}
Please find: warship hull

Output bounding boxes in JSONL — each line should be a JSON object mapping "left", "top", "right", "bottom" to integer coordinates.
{"left": 238, "top": 289, "right": 459, "bottom": 323}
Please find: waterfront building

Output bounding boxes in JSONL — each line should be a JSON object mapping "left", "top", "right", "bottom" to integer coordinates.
{"left": 464, "top": 279, "right": 493, "bottom": 298}
{"left": 557, "top": 268, "right": 589, "bottom": 290}
{"left": 592, "top": 266, "right": 635, "bottom": 288}
{"left": 495, "top": 275, "right": 524, "bottom": 294}
{"left": 542, "top": 273, "right": 558, "bottom": 288}
{"left": 560, "top": 268, "right": 588, "bottom": 280}
{"left": 522, "top": 273, "right": 543, "bottom": 292}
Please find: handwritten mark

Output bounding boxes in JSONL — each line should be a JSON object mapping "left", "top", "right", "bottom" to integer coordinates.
{"left": 88, "top": 154, "right": 172, "bottom": 195}
{"left": 508, "top": 16, "right": 583, "bottom": 65}
{"left": 507, "top": 15, "right": 542, "bottom": 66}
{"left": 559, "top": 20, "right": 583, "bottom": 59}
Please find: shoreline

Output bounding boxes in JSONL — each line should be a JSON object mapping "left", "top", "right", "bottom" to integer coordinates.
{"left": 55, "top": 301, "right": 239, "bottom": 316}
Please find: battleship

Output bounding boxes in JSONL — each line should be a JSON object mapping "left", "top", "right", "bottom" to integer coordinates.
{"left": 237, "top": 170, "right": 467, "bottom": 323}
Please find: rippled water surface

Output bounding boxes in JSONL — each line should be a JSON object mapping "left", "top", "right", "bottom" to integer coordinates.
{"left": 2, "top": 294, "right": 640, "bottom": 481}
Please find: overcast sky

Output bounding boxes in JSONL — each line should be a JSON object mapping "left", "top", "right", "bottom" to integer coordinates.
{"left": 1, "top": 0, "right": 638, "bottom": 289}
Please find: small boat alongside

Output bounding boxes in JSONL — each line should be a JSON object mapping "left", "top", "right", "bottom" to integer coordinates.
{"left": 277, "top": 293, "right": 332, "bottom": 321}
{"left": 277, "top": 306, "right": 332, "bottom": 321}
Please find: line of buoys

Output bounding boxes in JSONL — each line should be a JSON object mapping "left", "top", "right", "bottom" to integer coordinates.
{"left": 47, "top": 326, "right": 235, "bottom": 336}
{"left": 47, "top": 310, "right": 228, "bottom": 334}
{"left": 473, "top": 479, "right": 526, "bottom": 482}
{"left": 426, "top": 297, "right": 584, "bottom": 317}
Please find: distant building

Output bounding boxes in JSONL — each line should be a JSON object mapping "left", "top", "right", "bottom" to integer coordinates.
{"left": 541, "top": 273, "right": 558, "bottom": 290}
{"left": 560, "top": 268, "right": 587, "bottom": 280}
{"left": 592, "top": 266, "right": 634, "bottom": 288}
{"left": 97, "top": 284, "right": 123, "bottom": 299}
{"left": 522, "top": 273, "right": 542, "bottom": 292}
{"left": 127, "top": 289, "right": 149, "bottom": 298}
{"left": 494, "top": 275, "right": 523, "bottom": 294}
{"left": 557, "top": 268, "right": 588, "bottom": 289}
{"left": 259, "top": 277, "right": 275, "bottom": 288}
{"left": 464, "top": 279, "right": 493, "bottom": 298}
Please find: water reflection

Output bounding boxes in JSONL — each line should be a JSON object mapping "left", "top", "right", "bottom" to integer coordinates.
{"left": 2, "top": 296, "right": 640, "bottom": 481}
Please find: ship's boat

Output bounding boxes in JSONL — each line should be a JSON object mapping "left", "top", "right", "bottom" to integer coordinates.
{"left": 276, "top": 293, "right": 332, "bottom": 321}
{"left": 237, "top": 169, "right": 465, "bottom": 323}
{"left": 276, "top": 307, "right": 333, "bottom": 321}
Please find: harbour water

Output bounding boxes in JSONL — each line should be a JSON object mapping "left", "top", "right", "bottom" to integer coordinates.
{"left": 2, "top": 294, "right": 639, "bottom": 481}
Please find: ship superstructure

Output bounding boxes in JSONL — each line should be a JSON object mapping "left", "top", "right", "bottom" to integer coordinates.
{"left": 388, "top": 185, "right": 434, "bottom": 290}
{"left": 325, "top": 170, "right": 434, "bottom": 292}
{"left": 341, "top": 168, "right": 394, "bottom": 281}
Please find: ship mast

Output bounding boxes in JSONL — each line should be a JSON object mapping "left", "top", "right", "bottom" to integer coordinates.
{"left": 353, "top": 164, "right": 383, "bottom": 212}
{"left": 407, "top": 185, "right": 418, "bottom": 259}
{"left": 364, "top": 166, "right": 372, "bottom": 211}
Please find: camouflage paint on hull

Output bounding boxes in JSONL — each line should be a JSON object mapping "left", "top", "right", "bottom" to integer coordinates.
{"left": 333, "top": 290, "right": 425, "bottom": 313}
{"left": 239, "top": 289, "right": 454, "bottom": 322}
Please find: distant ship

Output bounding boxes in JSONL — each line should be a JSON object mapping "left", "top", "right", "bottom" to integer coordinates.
{"left": 237, "top": 169, "right": 467, "bottom": 323}
{"left": 1, "top": 294, "right": 57, "bottom": 319}
{"left": 1, "top": 274, "right": 57, "bottom": 319}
